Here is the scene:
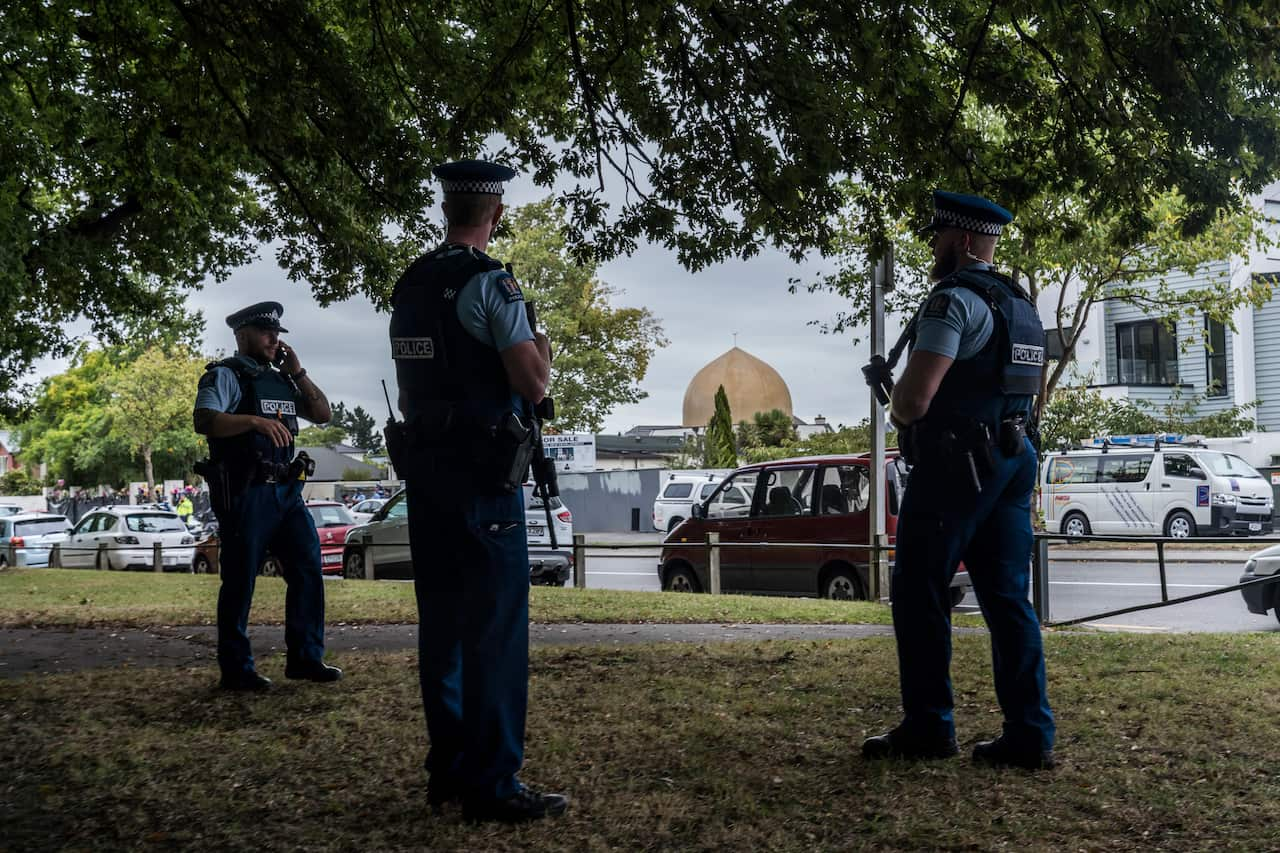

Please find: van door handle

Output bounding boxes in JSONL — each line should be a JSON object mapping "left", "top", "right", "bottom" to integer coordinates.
{"left": 1162, "top": 483, "right": 1172, "bottom": 489}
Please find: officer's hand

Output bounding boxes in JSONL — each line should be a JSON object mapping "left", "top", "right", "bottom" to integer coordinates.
{"left": 253, "top": 416, "right": 294, "bottom": 448}
{"left": 276, "top": 340, "right": 302, "bottom": 375}
{"left": 534, "top": 332, "right": 552, "bottom": 364}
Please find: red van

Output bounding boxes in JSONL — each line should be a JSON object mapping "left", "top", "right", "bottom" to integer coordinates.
{"left": 657, "top": 453, "right": 972, "bottom": 606}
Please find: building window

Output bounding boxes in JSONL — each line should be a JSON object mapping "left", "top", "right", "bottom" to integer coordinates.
{"left": 1204, "top": 315, "right": 1228, "bottom": 398}
{"left": 1115, "top": 320, "right": 1178, "bottom": 385}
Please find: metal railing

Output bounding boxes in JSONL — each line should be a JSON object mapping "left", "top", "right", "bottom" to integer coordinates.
{"left": 1032, "top": 532, "right": 1280, "bottom": 628}
{"left": 6, "top": 541, "right": 199, "bottom": 573}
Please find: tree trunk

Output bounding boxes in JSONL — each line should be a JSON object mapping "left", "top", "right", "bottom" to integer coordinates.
{"left": 143, "top": 446, "right": 154, "bottom": 489}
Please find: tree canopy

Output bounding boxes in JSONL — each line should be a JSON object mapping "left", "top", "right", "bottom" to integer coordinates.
{"left": 8, "top": 1, "right": 1280, "bottom": 406}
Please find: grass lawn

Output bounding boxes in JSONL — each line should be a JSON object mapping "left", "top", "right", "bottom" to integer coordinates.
{"left": 0, "top": 568, "right": 992, "bottom": 628}
{"left": 3, "top": 633, "right": 1280, "bottom": 851}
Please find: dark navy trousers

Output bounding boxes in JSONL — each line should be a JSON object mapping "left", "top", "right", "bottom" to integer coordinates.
{"left": 892, "top": 437, "right": 1055, "bottom": 751}
{"left": 215, "top": 481, "right": 326, "bottom": 676}
{"left": 405, "top": 475, "right": 529, "bottom": 802}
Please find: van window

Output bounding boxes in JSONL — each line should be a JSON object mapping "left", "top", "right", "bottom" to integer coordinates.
{"left": 662, "top": 483, "right": 694, "bottom": 499}
{"left": 755, "top": 467, "right": 815, "bottom": 517}
{"left": 818, "top": 466, "right": 869, "bottom": 515}
{"left": 1198, "top": 452, "right": 1264, "bottom": 479}
{"left": 1098, "top": 454, "right": 1153, "bottom": 484}
{"left": 698, "top": 483, "right": 720, "bottom": 501}
{"left": 1164, "top": 453, "right": 1205, "bottom": 479}
{"left": 706, "top": 474, "right": 752, "bottom": 519}
{"left": 1048, "top": 457, "right": 1099, "bottom": 485}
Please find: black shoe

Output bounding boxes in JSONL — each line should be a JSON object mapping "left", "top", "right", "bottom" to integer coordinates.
{"left": 427, "top": 778, "right": 461, "bottom": 812}
{"left": 220, "top": 670, "right": 272, "bottom": 691}
{"left": 463, "top": 787, "right": 569, "bottom": 824}
{"left": 972, "top": 736, "right": 1055, "bottom": 770}
{"left": 284, "top": 659, "right": 343, "bottom": 682}
{"left": 862, "top": 726, "right": 959, "bottom": 761}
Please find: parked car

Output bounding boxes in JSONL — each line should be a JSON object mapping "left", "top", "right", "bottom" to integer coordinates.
{"left": 1239, "top": 544, "right": 1280, "bottom": 624}
{"left": 191, "top": 501, "right": 356, "bottom": 576}
{"left": 0, "top": 504, "right": 27, "bottom": 518}
{"left": 342, "top": 485, "right": 574, "bottom": 583}
{"left": 1042, "top": 443, "right": 1274, "bottom": 538}
{"left": 0, "top": 513, "right": 71, "bottom": 567}
{"left": 653, "top": 472, "right": 741, "bottom": 533}
{"left": 349, "top": 498, "right": 389, "bottom": 525}
{"left": 63, "top": 506, "right": 196, "bottom": 571}
{"left": 657, "top": 453, "right": 972, "bottom": 606}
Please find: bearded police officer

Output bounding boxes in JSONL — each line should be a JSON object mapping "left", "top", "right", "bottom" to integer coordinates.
{"left": 193, "top": 302, "right": 342, "bottom": 691}
{"left": 387, "top": 161, "right": 567, "bottom": 823}
{"left": 862, "top": 191, "right": 1056, "bottom": 770}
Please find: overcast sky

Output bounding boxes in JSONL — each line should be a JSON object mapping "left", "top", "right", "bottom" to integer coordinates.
{"left": 33, "top": 187, "right": 890, "bottom": 435}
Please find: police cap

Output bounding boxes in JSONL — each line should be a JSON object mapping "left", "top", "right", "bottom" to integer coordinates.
{"left": 226, "top": 301, "right": 289, "bottom": 334}
{"left": 921, "top": 190, "right": 1013, "bottom": 237}
{"left": 432, "top": 160, "right": 517, "bottom": 196}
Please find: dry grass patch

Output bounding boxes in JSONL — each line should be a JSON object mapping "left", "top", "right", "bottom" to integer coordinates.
{"left": 3, "top": 633, "right": 1279, "bottom": 851}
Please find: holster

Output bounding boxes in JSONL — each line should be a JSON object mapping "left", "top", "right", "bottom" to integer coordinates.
{"left": 194, "top": 458, "right": 252, "bottom": 517}
{"left": 999, "top": 416, "right": 1028, "bottom": 457}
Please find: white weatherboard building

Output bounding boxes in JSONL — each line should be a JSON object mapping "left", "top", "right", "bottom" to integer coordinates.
{"left": 1042, "top": 180, "right": 1280, "bottom": 468}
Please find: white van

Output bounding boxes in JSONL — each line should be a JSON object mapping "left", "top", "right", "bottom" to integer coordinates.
{"left": 653, "top": 472, "right": 746, "bottom": 533}
{"left": 1041, "top": 445, "right": 1274, "bottom": 538}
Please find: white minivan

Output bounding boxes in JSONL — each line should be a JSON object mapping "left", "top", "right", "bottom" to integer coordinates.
{"left": 653, "top": 472, "right": 748, "bottom": 533}
{"left": 1041, "top": 445, "right": 1274, "bottom": 538}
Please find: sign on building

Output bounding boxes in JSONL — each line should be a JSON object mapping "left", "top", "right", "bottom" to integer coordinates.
{"left": 542, "top": 433, "right": 596, "bottom": 472}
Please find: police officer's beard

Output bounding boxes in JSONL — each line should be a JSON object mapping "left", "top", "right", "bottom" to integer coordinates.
{"left": 930, "top": 247, "right": 959, "bottom": 283}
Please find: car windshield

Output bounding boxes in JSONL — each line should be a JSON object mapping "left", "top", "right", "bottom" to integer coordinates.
{"left": 1199, "top": 452, "right": 1264, "bottom": 479}
{"left": 309, "top": 505, "right": 355, "bottom": 527}
{"left": 126, "top": 514, "right": 187, "bottom": 533}
{"left": 14, "top": 518, "right": 68, "bottom": 537}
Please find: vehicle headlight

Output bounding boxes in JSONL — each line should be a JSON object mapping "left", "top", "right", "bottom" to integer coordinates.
{"left": 1212, "top": 493, "right": 1237, "bottom": 506}
{"left": 1245, "top": 558, "right": 1257, "bottom": 574}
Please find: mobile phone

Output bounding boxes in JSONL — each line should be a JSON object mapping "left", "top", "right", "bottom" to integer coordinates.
{"left": 273, "top": 342, "right": 289, "bottom": 369}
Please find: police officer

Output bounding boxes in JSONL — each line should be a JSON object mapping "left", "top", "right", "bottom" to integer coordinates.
{"left": 862, "top": 191, "right": 1056, "bottom": 770}
{"left": 193, "top": 302, "right": 342, "bottom": 691}
{"left": 388, "top": 160, "right": 567, "bottom": 823}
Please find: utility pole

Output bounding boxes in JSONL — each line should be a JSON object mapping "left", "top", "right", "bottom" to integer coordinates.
{"left": 869, "top": 246, "right": 893, "bottom": 601}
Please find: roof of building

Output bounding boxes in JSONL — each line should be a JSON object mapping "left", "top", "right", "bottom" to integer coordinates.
{"left": 596, "top": 434, "right": 688, "bottom": 458}
{"left": 295, "top": 446, "right": 383, "bottom": 481}
{"left": 682, "top": 347, "right": 793, "bottom": 427}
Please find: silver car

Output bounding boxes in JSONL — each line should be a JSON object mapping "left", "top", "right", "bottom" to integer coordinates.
{"left": 342, "top": 486, "right": 574, "bottom": 584}
{"left": 0, "top": 513, "right": 71, "bottom": 567}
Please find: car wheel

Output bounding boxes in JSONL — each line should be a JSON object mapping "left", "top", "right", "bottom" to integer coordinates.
{"left": 663, "top": 564, "right": 701, "bottom": 593}
{"left": 667, "top": 516, "right": 685, "bottom": 533}
{"left": 1062, "top": 512, "right": 1091, "bottom": 538}
{"left": 823, "top": 566, "right": 864, "bottom": 601}
{"left": 192, "top": 553, "right": 212, "bottom": 575}
{"left": 343, "top": 548, "right": 366, "bottom": 580}
{"left": 260, "top": 556, "right": 283, "bottom": 577}
{"left": 1164, "top": 510, "right": 1196, "bottom": 539}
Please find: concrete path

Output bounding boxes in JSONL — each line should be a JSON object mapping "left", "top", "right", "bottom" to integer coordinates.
{"left": 0, "top": 622, "right": 911, "bottom": 679}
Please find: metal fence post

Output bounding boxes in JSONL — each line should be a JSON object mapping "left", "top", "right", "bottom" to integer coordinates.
{"left": 5, "top": 541, "right": 15, "bottom": 568}
{"left": 364, "top": 545, "right": 376, "bottom": 581}
{"left": 1032, "top": 537, "right": 1050, "bottom": 623}
{"left": 706, "top": 532, "right": 721, "bottom": 595}
{"left": 153, "top": 541, "right": 163, "bottom": 573}
{"left": 1156, "top": 540, "right": 1168, "bottom": 602}
{"left": 97, "top": 541, "right": 108, "bottom": 570}
{"left": 50, "top": 543, "right": 61, "bottom": 568}
{"left": 573, "top": 534, "right": 586, "bottom": 589}
{"left": 871, "top": 534, "right": 891, "bottom": 603}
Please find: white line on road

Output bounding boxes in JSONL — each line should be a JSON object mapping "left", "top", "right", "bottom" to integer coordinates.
{"left": 1050, "top": 581, "right": 1221, "bottom": 589}
{"left": 1082, "top": 623, "right": 1172, "bottom": 633}
{"left": 584, "top": 571, "right": 655, "bottom": 577}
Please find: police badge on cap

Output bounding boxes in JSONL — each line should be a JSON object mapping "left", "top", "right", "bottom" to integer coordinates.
{"left": 921, "top": 190, "right": 1013, "bottom": 236}
{"left": 432, "top": 160, "right": 517, "bottom": 196}
{"left": 226, "top": 301, "right": 289, "bottom": 333}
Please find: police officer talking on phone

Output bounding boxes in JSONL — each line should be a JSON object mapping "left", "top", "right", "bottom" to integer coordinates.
{"left": 387, "top": 161, "right": 566, "bottom": 823}
{"left": 861, "top": 191, "right": 1055, "bottom": 770}
{"left": 193, "top": 302, "right": 342, "bottom": 691}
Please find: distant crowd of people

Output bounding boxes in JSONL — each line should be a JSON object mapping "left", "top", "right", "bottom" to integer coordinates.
{"left": 340, "top": 484, "right": 390, "bottom": 508}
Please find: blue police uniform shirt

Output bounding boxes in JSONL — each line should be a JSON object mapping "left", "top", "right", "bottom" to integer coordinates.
{"left": 912, "top": 262, "right": 995, "bottom": 361}
{"left": 194, "top": 355, "right": 261, "bottom": 413}
{"left": 441, "top": 248, "right": 534, "bottom": 350}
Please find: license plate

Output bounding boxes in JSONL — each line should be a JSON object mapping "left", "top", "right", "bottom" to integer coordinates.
{"left": 322, "top": 553, "right": 341, "bottom": 565}
{"left": 1250, "top": 522, "right": 1262, "bottom": 532}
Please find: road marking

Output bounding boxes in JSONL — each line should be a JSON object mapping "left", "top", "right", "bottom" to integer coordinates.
{"left": 1050, "top": 581, "right": 1221, "bottom": 589}
{"left": 584, "top": 571, "right": 655, "bottom": 577}
{"left": 1082, "top": 623, "right": 1171, "bottom": 633}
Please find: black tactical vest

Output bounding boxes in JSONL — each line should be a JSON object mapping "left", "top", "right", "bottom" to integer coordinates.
{"left": 202, "top": 356, "right": 300, "bottom": 468}
{"left": 914, "top": 267, "right": 1045, "bottom": 428}
{"left": 389, "top": 245, "right": 520, "bottom": 433}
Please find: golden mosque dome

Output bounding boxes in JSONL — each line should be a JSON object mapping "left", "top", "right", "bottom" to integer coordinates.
{"left": 682, "top": 347, "right": 794, "bottom": 427}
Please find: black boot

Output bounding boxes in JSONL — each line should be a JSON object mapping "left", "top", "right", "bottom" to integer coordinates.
{"left": 972, "top": 736, "right": 1055, "bottom": 770}
{"left": 285, "top": 659, "right": 343, "bottom": 682}
{"left": 862, "top": 726, "right": 959, "bottom": 761}
{"left": 219, "top": 670, "right": 272, "bottom": 691}
{"left": 463, "top": 787, "right": 569, "bottom": 824}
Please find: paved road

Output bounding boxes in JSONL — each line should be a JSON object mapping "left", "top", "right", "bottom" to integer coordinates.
{"left": 574, "top": 534, "right": 1279, "bottom": 633}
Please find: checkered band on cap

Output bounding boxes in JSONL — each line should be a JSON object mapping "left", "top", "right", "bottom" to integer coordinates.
{"left": 244, "top": 310, "right": 279, "bottom": 326}
{"left": 933, "top": 207, "right": 1005, "bottom": 236}
{"left": 439, "top": 179, "right": 505, "bottom": 195}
